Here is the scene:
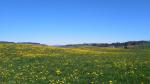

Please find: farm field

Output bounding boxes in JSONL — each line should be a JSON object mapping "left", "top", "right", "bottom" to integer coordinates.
{"left": 0, "top": 43, "right": 150, "bottom": 84}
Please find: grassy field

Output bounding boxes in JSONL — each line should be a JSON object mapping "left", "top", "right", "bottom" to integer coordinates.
{"left": 0, "top": 43, "right": 149, "bottom": 84}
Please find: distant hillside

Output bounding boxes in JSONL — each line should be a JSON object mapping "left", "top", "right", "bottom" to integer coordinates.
{"left": 0, "top": 41, "right": 47, "bottom": 46}
{"left": 1, "top": 40, "right": 150, "bottom": 49}
{"left": 64, "top": 40, "right": 150, "bottom": 48}
{"left": 0, "top": 41, "right": 15, "bottom": 44}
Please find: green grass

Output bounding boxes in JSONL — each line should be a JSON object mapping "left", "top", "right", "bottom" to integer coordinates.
{"left": 0, "top": 43, "right": 149, "bottom": 84}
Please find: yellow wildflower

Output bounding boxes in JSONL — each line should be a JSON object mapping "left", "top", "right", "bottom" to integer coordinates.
{"left": 56, "top": 69, "right": 62, "bottom": 76}
{"left": 109, "top": 80, "right": 113, "bottom": 84}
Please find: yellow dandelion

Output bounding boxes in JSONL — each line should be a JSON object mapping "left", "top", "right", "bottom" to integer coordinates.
{"left": 56, "top": 69, "right": 62, "bottom": 76}
{"left": 109, "top": 80, "right": 113, "bottom": 84}
{"left": 91, "top": 81, "right": 94, "bottom": 84}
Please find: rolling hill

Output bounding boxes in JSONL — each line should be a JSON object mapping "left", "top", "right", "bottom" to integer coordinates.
{"left": 0, "top": 42, "right": 149, "bottom": 84}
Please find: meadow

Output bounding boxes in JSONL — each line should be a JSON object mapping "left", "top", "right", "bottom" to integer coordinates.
{"left": 0, "top": 43, "right": 149, "bottom": 84}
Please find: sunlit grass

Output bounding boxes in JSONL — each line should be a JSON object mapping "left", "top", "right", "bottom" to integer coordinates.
{"left": 0, "top": 43, "right": 149, "bottom": 84}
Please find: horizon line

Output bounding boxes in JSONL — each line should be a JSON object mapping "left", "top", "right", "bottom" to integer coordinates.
{"left": 0, "top": 40, "right": 150, "bottom": 46}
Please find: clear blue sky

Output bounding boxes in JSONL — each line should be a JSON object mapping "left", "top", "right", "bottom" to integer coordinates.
{"left": 0, "top": 0, "right": 150, "bottom": 45}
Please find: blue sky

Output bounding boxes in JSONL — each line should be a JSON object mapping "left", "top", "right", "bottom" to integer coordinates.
{"left": 0, "top": 0, "right": 150, "bottom": 45}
